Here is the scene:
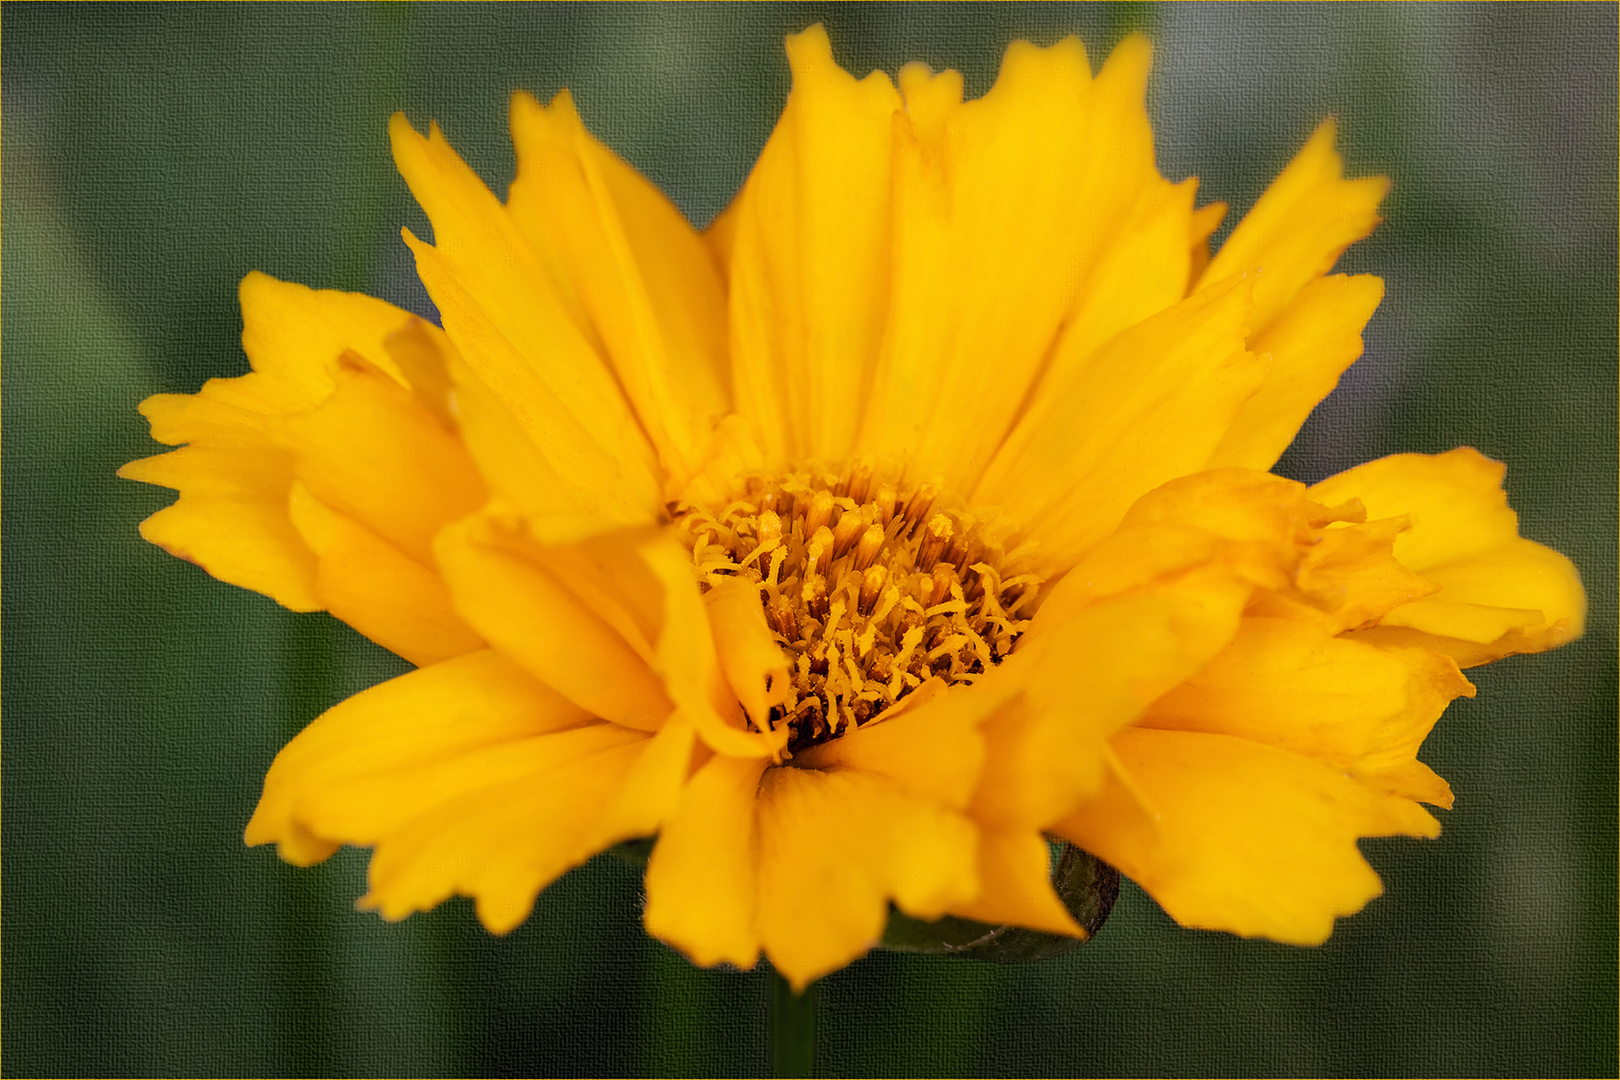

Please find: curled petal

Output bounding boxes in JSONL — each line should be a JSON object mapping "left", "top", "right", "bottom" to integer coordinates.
{"left": 120, "top": 274, "right": 428, "bottom": 611}
{"left": 1309, "top": 448, "right": 1586, "bottom": 664}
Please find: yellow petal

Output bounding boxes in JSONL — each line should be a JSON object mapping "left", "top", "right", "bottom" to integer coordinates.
{"left": 383, "top": 317, "right": 459, "bottom": 427}
{"left": 594, "top": 716, "right": 698, "bottom": 845}
{"left": 296, "top": 705, "right": 637, "bottom": 845}
{"left": 755, "top": 766, "right": 978, "bottom": 990}
{"left": 1053, "top": 176, "right": 1199, "bottom": 379}
{"left": 1308, "top": 447, "right": 1516, "bottom": 567}
{"left": 119, "top": 273, "right": 427, "bottom": 612}
{"left": 1286, "top": 514, "right": 1438, "bottom": 633}
{"left": 236, "top": 271, "right": 413, "bottom": 403}
{"left": 1047, "top": 744, "right": 1161, "bottom": 874}
{"left": 360, "top": 730, "right": 652, "bottom": 932}
{"left": 434, "top": 512, "right": 673, "bottom": 730}
{"left": 1202, "top": 119, "right": 1389, "bottom": 334}
{"left": 971, "top": 691, "right": 1096, "bottom": 828}
{"left": 640, "top": 538, "right": 785, "bottom": 759}
{"left": 791, "top": 677, "right": 990, "bottom": 809}
{"left": 948, "top": 827, "right": 1085, "bottom": 937}
{"left": 722, "top": 24, "right": 902, "bottom": 466}
{"left": 287, "top": 483, "right": 485, "bottom": 667}
{"left": 120, "top": 441, "right": 320, "bottom": 610}
{"left": 704, "top": 576, "right": 790, "bottom": 730}
{"left": 862, "top": 35, "right": 1180, "bottom": 494}
{"left": 1141, "top": 617, "right": 1471, "bottom": 805}
{"left": 1385, "top": 534, "right": 1585, "bottom": 658}
{"left": 389, "top": 114, "right": 662, "bottom": 530}
{"left": 507, "top": 89, "right": 729, "bottom": 490}
{"left": 1036, "top": 468, "right": 1326, "bottom": 626}
{"left": 975, "top": 276, "right": 1268, "bottom": 571}
{"left": 982, "top": 565, "right": 1251, "bottom": 828}
{"left": 643, "top": 753, "right": 769, "bottom": 970}
{"left": 384, "top": 314, "right": 620, "bottom": 544}
{"left": 1187, "top": 199, "right": 1228, "bottom": 286}
{"left": 1055, "top": 727, "right": 1439, "bottom": 944}
{"left": 518, "top": 526, "right": 668, "bottom": 666}
{"left": 1207, "top": 273, "right": 1385, "bottom": 470}
{"left": 1309, "top": 448, "right": 1586, "bottom": 662}
{"left": 246, "top": 650, "right": 595, "bottom": 857}
{"left": 1377, "top": 595, "right": 1545, "bottom": 642}
{"left": 678, "top": 413, "right": 770, "bottom": 509}
{"left": 136, "top": 385, "right": 290, "bottom": 449}
{"left": 278, "top": 360, "right": 486, "bottom": 564}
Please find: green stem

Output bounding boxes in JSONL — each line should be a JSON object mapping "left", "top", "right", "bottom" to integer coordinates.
{"left": 770, "top": 969, "right": 817, "bottom": 1078}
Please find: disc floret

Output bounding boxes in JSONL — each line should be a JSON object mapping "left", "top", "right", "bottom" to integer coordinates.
{"left": 673, "top": 463, "right": 1044, "bottom": 752}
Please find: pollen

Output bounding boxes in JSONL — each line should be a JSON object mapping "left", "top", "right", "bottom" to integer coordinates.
{"left": 672, "top": 463, "right": 1045, "bottom": 753}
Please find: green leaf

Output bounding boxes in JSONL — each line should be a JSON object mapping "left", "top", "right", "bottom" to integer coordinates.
{"left": 879, "top": 842, "right": 1120, "bottom": 963}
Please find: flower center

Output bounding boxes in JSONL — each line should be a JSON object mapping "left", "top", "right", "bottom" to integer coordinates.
{"left": 673, "top": 463, "right": 1044, "bottom": 754}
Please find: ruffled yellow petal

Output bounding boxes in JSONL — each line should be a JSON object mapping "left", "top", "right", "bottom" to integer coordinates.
{"left": 1055, "top": 727, "right": 1439, "bottom": 944}
{"left": 948, "top": 827, "right": 1085, "bottom": 937}
{"left": 862, "top": 34, "right": 1185, "bottom": 495}
{"left": 1308, "top": 448, "right": 1586, "bottom": 663}
{"left": 507, "top": 89, "right": 729, "bottom": 491}
{"left": 235, "top": 270, "right": 413, "bottom": 401}
{"left": 120, "top": 439, "right": 321, "bottom": 610}
{"left": 1280, "top": 514, "right": 1438, "bottom": 634}
{"left": 1202, "top": 119, "right": 1389, "bottom": 334}
{"left": 1207, "top": 273, "right": 1385, "bottom": 470}
{"left": 434, "top": 512, "right": 673, "bottom": 730}
{"left": 643, "top": 753, "right": 769, "bottom": 970}
{"left": 755, "top": 766, "right": 978, "bottom": 990}
{"left": 976, "top": 279, "right": 1268, "bottom": 571}
{"left": 360, "top": 730, "right": 651, "bottom": 932}
{"left": 1035, "top": 471, "right": 1310, "bottom": 627}
{"left": 287, "top": 483, "right": 484, "bottom": 667}
{"left": 1141, "top": 617, "right": 1470, "bottom": 806}
{"left": 389, "top": 114, "right": 662, "bottom": 537}
{"left": 723, "top": 24, "right": 901, "bottom": 466}
{"left": 119, "top": 273, "right": 427, "bottom": 611}
{"left": 1309, "top": 447, "right": 1514, "bottom": 565}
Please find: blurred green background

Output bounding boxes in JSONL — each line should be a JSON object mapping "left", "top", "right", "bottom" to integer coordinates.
{"left": 5, "top": 2, "right": 1615, "bottom": 1075}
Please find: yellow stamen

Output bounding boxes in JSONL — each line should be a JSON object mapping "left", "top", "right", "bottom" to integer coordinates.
{"left": 673, "top": 462, "right": 1044, "bottom": 750}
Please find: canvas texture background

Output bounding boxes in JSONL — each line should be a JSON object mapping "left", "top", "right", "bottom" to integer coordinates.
{"left": 4, "top": 2, "right": 1616, "bottom": 1075}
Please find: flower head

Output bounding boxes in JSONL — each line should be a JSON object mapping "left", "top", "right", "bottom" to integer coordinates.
{"left": 121, "top": 26, "right": 1585, "bottom": 988}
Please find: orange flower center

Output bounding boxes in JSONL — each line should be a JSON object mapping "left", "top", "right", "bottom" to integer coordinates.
{"left": 673, "top": 464, "right": 1045, "bottom": 752}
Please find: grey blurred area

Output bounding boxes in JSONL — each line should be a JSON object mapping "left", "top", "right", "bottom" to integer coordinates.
{"left": 4, "top": 3, "right": 1614, "bottom": 1075}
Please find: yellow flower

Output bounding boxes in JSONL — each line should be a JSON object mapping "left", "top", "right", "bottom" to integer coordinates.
{"left": 120, "top": 26, "right": 1584, "bottom": 989}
